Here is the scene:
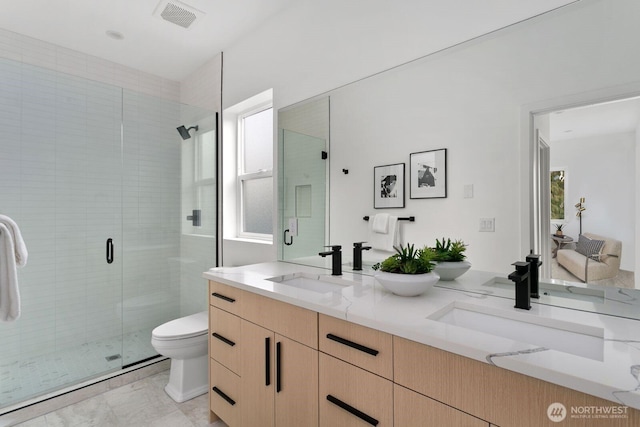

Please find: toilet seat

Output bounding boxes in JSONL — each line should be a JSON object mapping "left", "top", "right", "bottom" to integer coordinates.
{"left": 152, "top": 311, "right": 208, "bottom": 341}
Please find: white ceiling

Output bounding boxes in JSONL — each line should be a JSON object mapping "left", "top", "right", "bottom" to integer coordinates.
{"left": 550, "top": 97, "right": 640, "bottom": 142}
{"left": 0, "top": 0, "right": 576, "bottom": 82}
{"left": 0, "top": 0, "right": 294, "bottom": 81}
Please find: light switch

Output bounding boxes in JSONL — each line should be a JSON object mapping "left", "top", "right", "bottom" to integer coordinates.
{"left": 464, "top": 184, "right": 474, "bottom": 198}
{"left": 479, "top": 218, "right": 495, "bottom": 232}
{"left": 288, "top": 217, "right": 298, "bottom": 236}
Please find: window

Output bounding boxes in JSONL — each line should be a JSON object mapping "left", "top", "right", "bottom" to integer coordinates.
{"left": 550, "top": 168, "right": 566, "bottom": 221}
{"left": 237, "top": 106, "right": 273, "bottom": 239}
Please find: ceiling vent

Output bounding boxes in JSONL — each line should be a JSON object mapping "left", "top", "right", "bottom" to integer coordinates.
{"left": 153, "top": 0, "right": 204, "bottom": 29}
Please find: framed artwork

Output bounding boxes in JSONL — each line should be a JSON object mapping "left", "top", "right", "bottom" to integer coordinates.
{"left": 374, "top": 163, "right": 405, "bottom": 208}
{"left": 410, "top": 149, "right": 447, "bottom": 199}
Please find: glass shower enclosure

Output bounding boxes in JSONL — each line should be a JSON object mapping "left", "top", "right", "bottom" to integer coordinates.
{"left": 0, "top": 58, "right": 216, "bottom": 411}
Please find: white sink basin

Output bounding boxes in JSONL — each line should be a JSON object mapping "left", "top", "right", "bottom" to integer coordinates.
{"left": 481, "top": 276, "right": 605, "bottom": 304}
{"left": 428, "top": 302, "right": 604, "bottom": 361}
{"left": 266, "top": 272, "right": 353, "bottom": 294}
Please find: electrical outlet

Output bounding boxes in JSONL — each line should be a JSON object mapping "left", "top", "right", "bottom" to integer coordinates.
{"left": 479, "top": 218, "right": 495, "bottom": 232}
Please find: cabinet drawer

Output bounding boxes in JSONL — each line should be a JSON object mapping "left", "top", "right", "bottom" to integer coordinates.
{"left": 319, "top": 353, "right": 392, "bottom": 427}
{"left": 209, "top": 306, "right": 241, "bottom": 374}
{"left": 394, "top": 384, "right": 488, "bottom": 427}
{"left": 319, "top": 314, "right": 393, "bottom": 380}
{"left": 210, "top": 359, "right": 240, "bottom": 427}
{"left": 209, "top": 281, "right": 243, "bottom": 315}
{"left": 394, "top": 336, "right": 489, "bottom": 420}
{"left": 243, "top": 291, "right": 318, "bottom": 349}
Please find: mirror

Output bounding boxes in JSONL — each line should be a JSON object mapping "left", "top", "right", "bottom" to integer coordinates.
{"left": 278, "top": 96, "right": 330, "bottom": 268}
{"left": 277, "top": 0, "right": 640, "bottom": 319}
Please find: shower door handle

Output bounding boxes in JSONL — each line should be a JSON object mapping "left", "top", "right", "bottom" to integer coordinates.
{"left": 106, "top": 238, "right": 114, "bottom": 264}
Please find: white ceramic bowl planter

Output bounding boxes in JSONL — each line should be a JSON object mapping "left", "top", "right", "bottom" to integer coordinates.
{"left": 433, "top": 260, "right": 472, "bottom": 281}
{"left": 374, "top": 271, "right": 440, "bottom": 297}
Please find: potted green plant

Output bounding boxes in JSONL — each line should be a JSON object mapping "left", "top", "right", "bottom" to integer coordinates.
{"left": 431, "top": 238, "right": 471, "bottom": 281}
{"left": 554, "top": 223, "right": 565, "bottom": 237}
{"left": 371, "top": 244, "right": 439, "bottom": 296}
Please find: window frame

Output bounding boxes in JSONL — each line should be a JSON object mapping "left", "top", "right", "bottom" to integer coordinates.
{"left": 236, "top": 104, "right": 274, "bottom": 241}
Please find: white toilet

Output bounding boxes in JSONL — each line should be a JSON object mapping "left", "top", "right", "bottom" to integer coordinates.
{"left": 151, "top": 311, "right": 209, "bottom": 403}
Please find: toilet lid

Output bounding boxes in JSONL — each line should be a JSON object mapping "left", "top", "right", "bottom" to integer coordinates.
{"left": 152, "top": 311, "right": 208, "bottom": 340}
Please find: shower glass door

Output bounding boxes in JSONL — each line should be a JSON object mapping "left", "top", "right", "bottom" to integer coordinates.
{"left": 0, "top": 60, "right": 125, "bottom": 408}
{"left": 0, "top": 58, "right": 216, "bottom": 411}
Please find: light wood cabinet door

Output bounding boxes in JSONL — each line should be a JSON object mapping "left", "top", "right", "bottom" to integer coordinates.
{"left": 241, "top": 320, "right": 319, "bottom": 427}
{"left": 319, "top": 353, "right": 392, "bottom": 427}
{"left": 274, "top": 334, "right": 319, "bottom": 427}
{"left": 394, "top": 384, "right": 488, "bottom": 427}
{"left": 241, "top": 319, "right": 275, "bottom": 427}
{"left": 209, "top": 306, "right": 241, "bottom": 374}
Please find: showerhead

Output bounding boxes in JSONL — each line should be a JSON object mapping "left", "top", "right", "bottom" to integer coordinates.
{"left": 177, "top": 125, "right": 199, "bottom": 140}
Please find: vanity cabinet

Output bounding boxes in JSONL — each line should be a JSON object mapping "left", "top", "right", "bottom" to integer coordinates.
{"left": 209, "top": 278, "right": 639, "bottom": 426}
{"left": 208, "top": 280, "right": 318, "bottom": 427}
{"left": 394, "top": 336, "right": 639, "bottom": 427}
{"left": 394, "top": 384, "right": 487, "bottom": 427}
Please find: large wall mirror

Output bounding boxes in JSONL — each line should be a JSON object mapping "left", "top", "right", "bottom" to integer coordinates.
{"left": 278, "top": 0, "right": 640, "bottom": 319}
{"left": 278, "top": 96, "right": 330, "bottom": 267}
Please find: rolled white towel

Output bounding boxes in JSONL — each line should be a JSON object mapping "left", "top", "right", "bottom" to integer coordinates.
{"left": 0, "top": 223, "right": 21, "bottom": 321}
{"left": 0, "top": 214, "right": 28, "bottom": 267}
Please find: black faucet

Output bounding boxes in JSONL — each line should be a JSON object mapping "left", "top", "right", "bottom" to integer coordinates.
{"left": 352, "top": 242, "right": 372, "bottom": 271}
{"left": 526, "top": 253, "right": 542, "bottom": 299}
{"left": 319, "top": 245, "right": 342, "bottom": 276}
{"left": 508, "top": 261, "right": 531, "bottom": 310}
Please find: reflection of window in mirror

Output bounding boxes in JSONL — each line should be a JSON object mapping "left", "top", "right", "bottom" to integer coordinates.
{"left": 550, "top": 168, "right": 566, "bottom": 222}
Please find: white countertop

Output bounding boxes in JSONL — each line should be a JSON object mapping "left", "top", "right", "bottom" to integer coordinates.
{"left": 203, "top": 261, "right": 640, "bottom": 410}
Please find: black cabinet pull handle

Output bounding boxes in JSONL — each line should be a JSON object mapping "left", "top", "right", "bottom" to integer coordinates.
{"left": 212, "top": 292, "right": 235, "bottom": 303}
{"left": 212, "top": 386, "right": 236, "bottom": 406}
{"left": 212, "top": 332, "right": 235, "bottom": 347}
{"left": 265, "top": 337, "right": 271, "bottom": 386}
{"left": 326, "top": 395, "right": 378, "bottom": 426}
{"left": 326, "top": 333, "right": 379, "bottom": 356}
{"left": 276, "top": 341, "right": 282, "bottom": 393}
{"left": 106, "top": 238, "right": 114, "bottom": 264}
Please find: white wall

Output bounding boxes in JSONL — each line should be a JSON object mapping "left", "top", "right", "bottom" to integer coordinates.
{"left": 551, "top": 133, "right": 636, "bottom": 271}
{"left": 221, "top": 0, "right": 640, "bottom": 279}
{"left": 222, "top": 0, "right": 574, "bottom": 109}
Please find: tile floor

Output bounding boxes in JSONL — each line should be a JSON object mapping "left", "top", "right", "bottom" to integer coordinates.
{"left": 12, "top": 371, "right": 227, "bottom": 427}
{"left": 1, "top": 329, "right": 157, "bottom": 409}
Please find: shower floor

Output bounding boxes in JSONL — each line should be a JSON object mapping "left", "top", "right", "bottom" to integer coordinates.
{"left": 0, "top": 328, "right": 157, "bottom": 411}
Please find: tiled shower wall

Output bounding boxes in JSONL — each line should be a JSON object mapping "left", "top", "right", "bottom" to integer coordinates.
{"left": 0, "top": 28, "right": 219, "bottom": 363}
{"left": 0, "top": 29, "right": 181, "bottom": 104}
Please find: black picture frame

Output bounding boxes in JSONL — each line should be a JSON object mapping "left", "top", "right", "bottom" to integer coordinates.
{"left": 410, "top": 149, "right": 447, "bottom": 199}
{"left": 374, "top": 163, "right": 405, "bottom": 208}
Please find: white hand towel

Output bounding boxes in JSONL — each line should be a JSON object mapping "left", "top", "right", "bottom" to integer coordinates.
{"left": 0, "top": 223, "right": 21, "bottom": 322}
{"left": 372, "top": 214, "right": 389, "bottom": 234}
{"left": 368, "top": 215, "right": 399, "bottom": 252}
{"left": 0, "top": 215, "right": 28, "bottom": 267}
